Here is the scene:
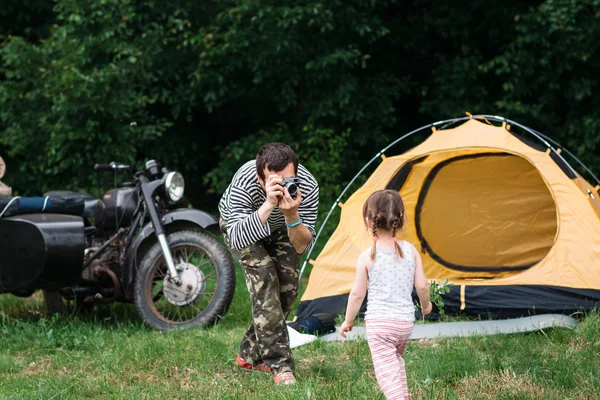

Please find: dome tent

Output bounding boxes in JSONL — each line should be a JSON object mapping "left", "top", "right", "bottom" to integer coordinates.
{"left": 293, "top": 115, "right": 600, "bottom": 330}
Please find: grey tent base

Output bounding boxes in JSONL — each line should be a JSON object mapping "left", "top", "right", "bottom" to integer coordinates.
{"left": 318, "top": 314, "right": 579, "bottom": 343}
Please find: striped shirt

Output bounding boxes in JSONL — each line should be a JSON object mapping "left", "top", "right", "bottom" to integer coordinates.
{"left": 218, "top": 160, "right": 319, "bottom": 252}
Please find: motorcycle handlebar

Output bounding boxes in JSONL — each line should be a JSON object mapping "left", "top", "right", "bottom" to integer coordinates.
{"left": 94, "top": 162, "right": 130, "bottom": 172}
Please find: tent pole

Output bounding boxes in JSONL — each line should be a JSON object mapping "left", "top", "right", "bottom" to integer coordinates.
{"left": 503, "top": 118, "right": 600, "bottom": 210}
{"left": 476, "top": 114, "right": 599, "bottom": 208}
{"left": 298, "top": 114, "right": 600, "bottom": 303}
{"left": 476, "top": 114, "right": 600, "bottom": 208}
{"left": 530, "top": 129, "right": 600, "bottom": 185}
{"left": 476, "top": 114, "right": 600, "bottom": 186}
{"left": 298, "top": 116, "right": 469, "bottom": 283}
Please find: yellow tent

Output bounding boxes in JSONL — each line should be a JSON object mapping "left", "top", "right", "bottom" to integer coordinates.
{"left": 295, "top": 116, "right": 600, "bottom": 326}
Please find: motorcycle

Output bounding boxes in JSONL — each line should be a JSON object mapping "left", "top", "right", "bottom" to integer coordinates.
{"left": 0, "top": 160, "right": 236, "bottom": 331}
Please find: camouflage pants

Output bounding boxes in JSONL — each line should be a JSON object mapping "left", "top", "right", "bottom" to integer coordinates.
{"left": 220, "top": 218, "right": 300, "bottom": 375}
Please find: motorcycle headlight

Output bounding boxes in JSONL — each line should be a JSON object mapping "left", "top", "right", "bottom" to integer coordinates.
{"left": 165, "top": 171, "right": 185, "bottom": 202}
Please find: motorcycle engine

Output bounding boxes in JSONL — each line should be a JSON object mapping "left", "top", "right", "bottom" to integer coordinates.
{"left": 82, "top": 237, "right": 123, "bottom": 282}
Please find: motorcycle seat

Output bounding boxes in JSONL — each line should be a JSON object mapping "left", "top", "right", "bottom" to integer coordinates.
{"left": 44, "top": 190, "right": 95, "bottom": 202}
{"left": 1, "top": 194, "right": 88, "bottom": 218}
{"left": 43, "top": 191, "right": 98, "bottom": 218}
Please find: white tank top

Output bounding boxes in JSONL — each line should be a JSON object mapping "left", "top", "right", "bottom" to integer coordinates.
{"left": 365, "top": 241, "right": 416, "bottom": 322}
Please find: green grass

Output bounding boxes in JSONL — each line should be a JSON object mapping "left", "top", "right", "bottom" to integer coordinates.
{"left": 0, "top": 265, "right": 599, "bottom": 399}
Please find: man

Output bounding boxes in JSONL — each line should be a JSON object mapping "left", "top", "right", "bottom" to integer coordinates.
{"left": 218, "top": 142, "right": 319, "bottom": 385}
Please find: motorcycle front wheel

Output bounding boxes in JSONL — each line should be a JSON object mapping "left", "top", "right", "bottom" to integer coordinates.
{"left": 134, "top": 230, "right": 236, "bottom": 331}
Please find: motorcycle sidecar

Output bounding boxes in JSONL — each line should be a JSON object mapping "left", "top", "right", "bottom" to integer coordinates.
{"left": 0, "top": 213, "right": 85, "bottom": 293}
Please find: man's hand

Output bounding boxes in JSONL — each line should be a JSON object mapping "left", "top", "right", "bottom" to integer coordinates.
{"left": 280, "top": 187, "right": 311, "bottom": 253}
{"left": 264, "top": 174, "right": 284, "bottom": 208}
{"left": 279, "top": 186, "right": 302, "bottom": 220}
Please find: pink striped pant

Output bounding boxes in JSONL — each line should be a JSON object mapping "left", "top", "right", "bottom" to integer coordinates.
{"left": 366, "top": 319, "right": 414, "bottom": 400}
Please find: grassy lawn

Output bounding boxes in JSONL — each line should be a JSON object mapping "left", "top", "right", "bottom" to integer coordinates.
{"left": 0, "top": 264, "right": 598, "bottom": 400}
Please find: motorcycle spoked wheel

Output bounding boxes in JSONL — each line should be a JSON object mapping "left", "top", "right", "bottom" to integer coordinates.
{"left": 134, "top": 230, "right": 235, "bottom": 331}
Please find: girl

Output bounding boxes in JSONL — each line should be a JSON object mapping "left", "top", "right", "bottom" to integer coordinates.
{"left": 340, "top": 190, "right": 432, "bottom": 400}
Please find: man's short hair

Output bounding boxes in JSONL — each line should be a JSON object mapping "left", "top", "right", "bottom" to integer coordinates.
{"left": 256, "top": 142, "right": 298, "bottom": 180}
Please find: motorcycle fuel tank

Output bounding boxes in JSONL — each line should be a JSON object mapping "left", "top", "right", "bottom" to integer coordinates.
{"left": 95, "top": 188, "right": 138, "bottom": 232}
{"left": 0, "top": 214, "right": 85, "bottom": 292}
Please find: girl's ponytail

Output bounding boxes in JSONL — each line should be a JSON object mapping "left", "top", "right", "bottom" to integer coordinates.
{"left": 370, "top": 213, "right": 379, "bottom": 260}
{"left": 370, "top": 240, "right": 377, "bottom": 260}
{"left": 392, "top": 221, "right": 405, "bottom": 258}
{"left": 393, "top": 239, "right": 404, "bottom": 259}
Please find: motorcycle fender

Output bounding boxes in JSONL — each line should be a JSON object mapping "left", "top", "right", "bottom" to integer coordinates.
{"left": 122, "top": 208, "right": 220, "bottom": 299}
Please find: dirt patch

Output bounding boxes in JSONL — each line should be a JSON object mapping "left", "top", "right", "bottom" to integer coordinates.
{"left": 416, "top": 339, "right": 441, "bottom": 348}
{"left": 21, "top": 357, "right": 53, "bottom": 376}
{"left": 453, "top": 369, "right": 546, "bottom": 399}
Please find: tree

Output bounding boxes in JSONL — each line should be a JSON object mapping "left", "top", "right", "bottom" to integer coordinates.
{"left": 1, "top": 0, "right": 598, "bottom": 213}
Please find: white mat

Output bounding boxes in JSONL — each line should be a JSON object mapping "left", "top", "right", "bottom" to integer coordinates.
{"left": 288, "top": 314, "right": 579, "bottom": 347}
{"left": 288, "top": 326, "right": 318, "bottom": 349}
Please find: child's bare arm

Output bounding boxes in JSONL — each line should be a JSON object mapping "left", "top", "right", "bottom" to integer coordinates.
{"left": 413, "top": 247, "right": 432, "bottom": 313}
{"left": 339, "top": 251, "right": 369, "bottom": 337}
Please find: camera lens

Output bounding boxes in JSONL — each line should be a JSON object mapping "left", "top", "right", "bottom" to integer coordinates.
{"left": 287, "top": 182, "right": 298, "bottom": 197}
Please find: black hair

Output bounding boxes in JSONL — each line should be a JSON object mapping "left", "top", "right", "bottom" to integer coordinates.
{"left": 256, "top": 142, "right": 298, "bottom": 180}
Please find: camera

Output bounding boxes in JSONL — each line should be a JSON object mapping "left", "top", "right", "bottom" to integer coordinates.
{"left": 282, "top": 177, "right": 300, "bottom": 199}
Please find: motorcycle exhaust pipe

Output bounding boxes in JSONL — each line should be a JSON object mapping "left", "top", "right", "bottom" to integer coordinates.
{"left": 85, "top": 267, "right": 121, "bottom": 304}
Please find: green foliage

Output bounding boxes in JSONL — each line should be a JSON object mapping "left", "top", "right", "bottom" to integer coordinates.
{"left": 1, "top": 2, "right": 599, "bottom": 397}
{"left": 190, "top": 1, "right": 405, "bottom": 131}
{"left": 484, "top": 0, "right": 600, "bottom": 169}
{"left": 430, "top": 279, "right": 453, "bottom": 317}
{"left": 0, "top": 0, "right": 54, "bottom": 41}
{"left": 0, "top": 0, "right": 209, "bottom": 196}
{"left": 300, "top": 124, "right": 352, "bottom": 209}
{"left": 419, "top": 0, "right": 600, "bottom": 179}
{"left": 0, "top": 355, "right": 21, "bottom": 374}
{"left": 202, "top": 125, "right": 289, "bottom": 197}
{"left": 414, "top": 279, "right": 454, "bottom": 318}
{"left": 0, "top": 0, "right": 599, "bottom": 213}
{"left": 191, "top": 0, "right": 410, "bottom": 202}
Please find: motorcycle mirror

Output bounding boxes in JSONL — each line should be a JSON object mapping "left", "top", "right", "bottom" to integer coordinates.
{"left": 145, "top": 159, "right": 162, "bottom": 178}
